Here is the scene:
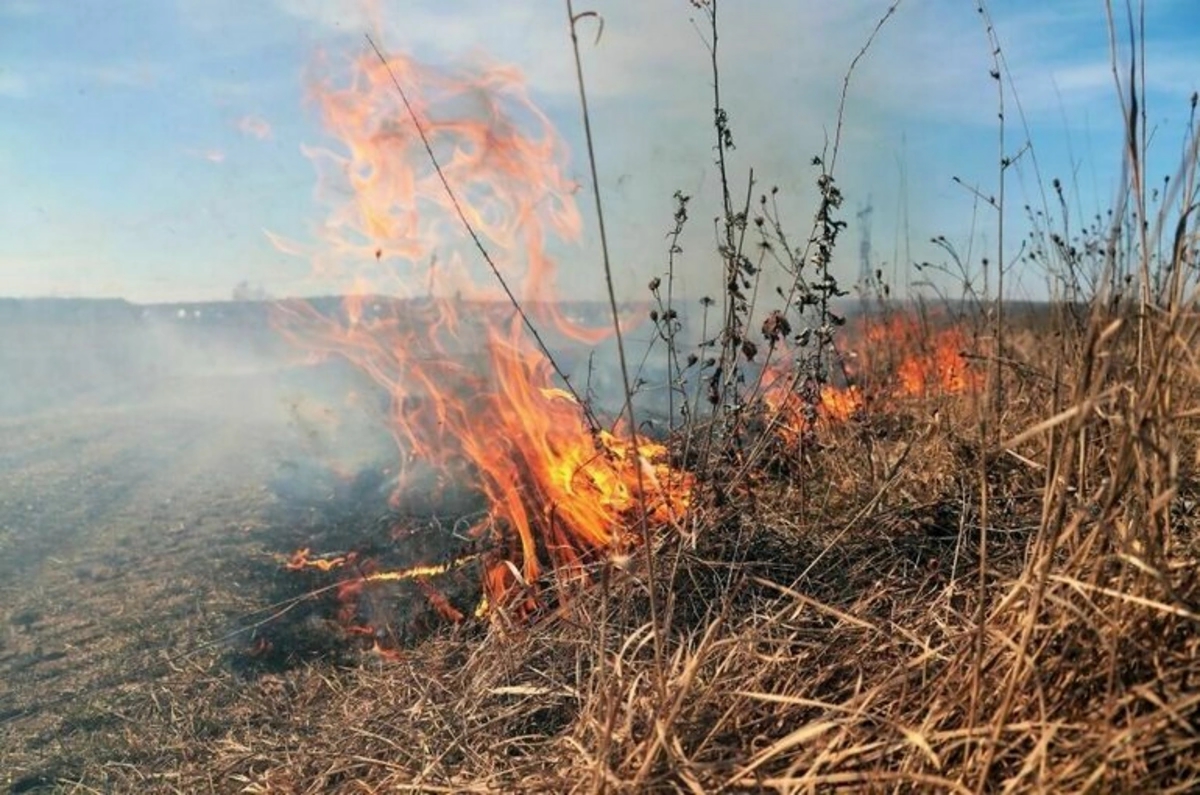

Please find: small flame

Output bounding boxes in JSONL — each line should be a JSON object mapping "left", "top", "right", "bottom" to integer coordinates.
{"left": 762, "top": 314, "right": 979, "bottom": 442}
{"left": 761, "top": 367, "right": 866, "bottom": 443}
{"left": 860, "top": 316, "right": 981, "bottom": 398}
{"left": 284, "top": 547, "right": 350, "bottom": 573}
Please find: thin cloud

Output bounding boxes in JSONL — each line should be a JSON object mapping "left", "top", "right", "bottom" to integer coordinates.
{"left": 237, "top": 114, "right": 273, "bottom": 140}
{"left": 201, "top": 76, "right": 269, "bottom": 100}
{"left": 0, "top": 1, "right": 43, "bottom": 17}
{"left": 86, "top": 62, "right": 165, "bottom": 89}
{"left": 0, "top": 61, "right": 166, "bottom": 98}
{"left": 186, "top": 148, "right": 226, "bottom": 164}
{"left": 0, "top": 71, "right": 30, "bottom": 98}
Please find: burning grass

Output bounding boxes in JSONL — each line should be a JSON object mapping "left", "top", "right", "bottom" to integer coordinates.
{"left": 5, "top": 7, "right": 1200, "bottom": 792}
{"left": 142, "top": 34, "right": 1200, "bottom": 792}
{"left": 208, "top": 319, "right": 1200, "bottom": 792}
{"left": 2, "top": 305, "right": 1198, "bottom": 793}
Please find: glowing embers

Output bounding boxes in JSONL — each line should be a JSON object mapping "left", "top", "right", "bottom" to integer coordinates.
{"left": 270, "top": 512, "right": 496, "bottom": 657}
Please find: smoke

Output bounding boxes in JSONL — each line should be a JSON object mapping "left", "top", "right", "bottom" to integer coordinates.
{"left": 0, "top": 296, "right": 686, "bottom": 509}
{"left": 0, "top": 297, "right": 394, "bottom": 493}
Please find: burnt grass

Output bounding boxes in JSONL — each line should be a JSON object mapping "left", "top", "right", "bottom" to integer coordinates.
{"left": 1, "top": 302, "right": 1199, "bottom": 793}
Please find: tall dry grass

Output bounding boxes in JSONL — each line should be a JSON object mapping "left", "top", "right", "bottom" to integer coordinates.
{"left": 113, "top": 2, "right": 1200, "bottom": 792}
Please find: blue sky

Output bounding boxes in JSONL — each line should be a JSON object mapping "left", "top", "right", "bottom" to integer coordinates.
{"left": 1, "top": 0, "right": 1197, "bottom": 303}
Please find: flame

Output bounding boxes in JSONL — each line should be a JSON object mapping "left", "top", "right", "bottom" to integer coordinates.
{"left": 761, "top": 367, "right": 865, "bottom": 443}
{"left": 284, "top": 547, "right": 350, "bottom": 573}
{"left": 271, "top": 49, "right": 691, "bottom": 635}
{"left": 762, "top": 314, "right": 979, "bottom": 442}
{"left": 858, "top": 315, "right": 982, "bottom": 398}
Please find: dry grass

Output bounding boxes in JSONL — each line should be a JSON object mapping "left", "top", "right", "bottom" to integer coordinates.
{"left": 4, "top": 5, "right": 1199, "bottom": 789}
{"left": 5, "top": 299, "right": 1193, "bottom": 794}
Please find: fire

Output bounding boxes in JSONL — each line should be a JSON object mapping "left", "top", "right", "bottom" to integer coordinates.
{"left": 857, "top": 315, "right": 982, "bottom": 398}
{"left": 284, "top": 547, "right": 349, "bottom": 573}
{"left": 270, "top": 49, "right": 690, "bottom": 636}
{"left": 762, "top": 314, "right": 979, "bottom": 442}
{"left": 761, "top": 366, "right": 865, "bottom": 443}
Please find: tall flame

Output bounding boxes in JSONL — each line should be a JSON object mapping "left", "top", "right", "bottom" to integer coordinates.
{"left": 272, "top": 50, "right": 689, "bottom": 621}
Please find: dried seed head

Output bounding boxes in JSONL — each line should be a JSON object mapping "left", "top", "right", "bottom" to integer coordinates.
{"left": 761, "top": 310, "right": 791, "bottom": 343}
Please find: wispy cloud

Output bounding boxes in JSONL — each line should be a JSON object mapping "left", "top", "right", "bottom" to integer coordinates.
{"left": 0, "top": 61, "right": 168, "bottom": 98}
{"left": 201, "top": 76, "right": 270, "bottom": 101}
{"left": 0, "top": 1, "right": 43, "bottom": 17}
{"left": 186, "top": 148, "right": 226, "bottom": 164}
{"left": 272, "top": 0, "right": 373, "bottom": 33}
{"left": 236, "top": 114, "right": 273, "bottom": 140}
{"left": 0, "top": 71, "right": 30, "bottom": 98}
{"left": 85, "top": 62, "right": 166, "bottom": 89}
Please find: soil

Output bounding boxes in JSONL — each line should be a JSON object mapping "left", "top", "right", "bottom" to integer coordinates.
{"left": 0, "top": 374, "right": 287, "bottom": 786}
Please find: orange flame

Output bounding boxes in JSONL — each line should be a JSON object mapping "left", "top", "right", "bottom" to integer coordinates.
{"left": 272, "top": 50, "right": 690, "bottom": 626}
{"left": 761, "top": 366, "right": 865, "bottom": 443}
{"left": 858, "top": 315, "right": 982, "bottom": 398}
{"left": 762, "top": 314, "right": 979, "bottom": 442}
{"left": 284, "top": 547, "right": 350, "bottom": 573}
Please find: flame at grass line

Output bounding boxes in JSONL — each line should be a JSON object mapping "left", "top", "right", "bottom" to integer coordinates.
{"left": 863, "top": 317, "right": 982, "bottom": 397}
{"left": 761, "top": 315, "right": 982, "bottom": 442}
{"left": 852, "top": 315, "right": 982, "bottom": 399}
{"left": 269, "top": 49, "right": 692, "bottom": 621}
{"left": 761, "top": 371, "right": 865, "bottom": 445}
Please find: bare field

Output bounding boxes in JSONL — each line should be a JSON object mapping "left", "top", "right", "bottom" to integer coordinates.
{"left": 0, "top": 378, "right": 290, "bottom": 787}
{"left": 0, "top": 306, "right": 402, "bottom": 791}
